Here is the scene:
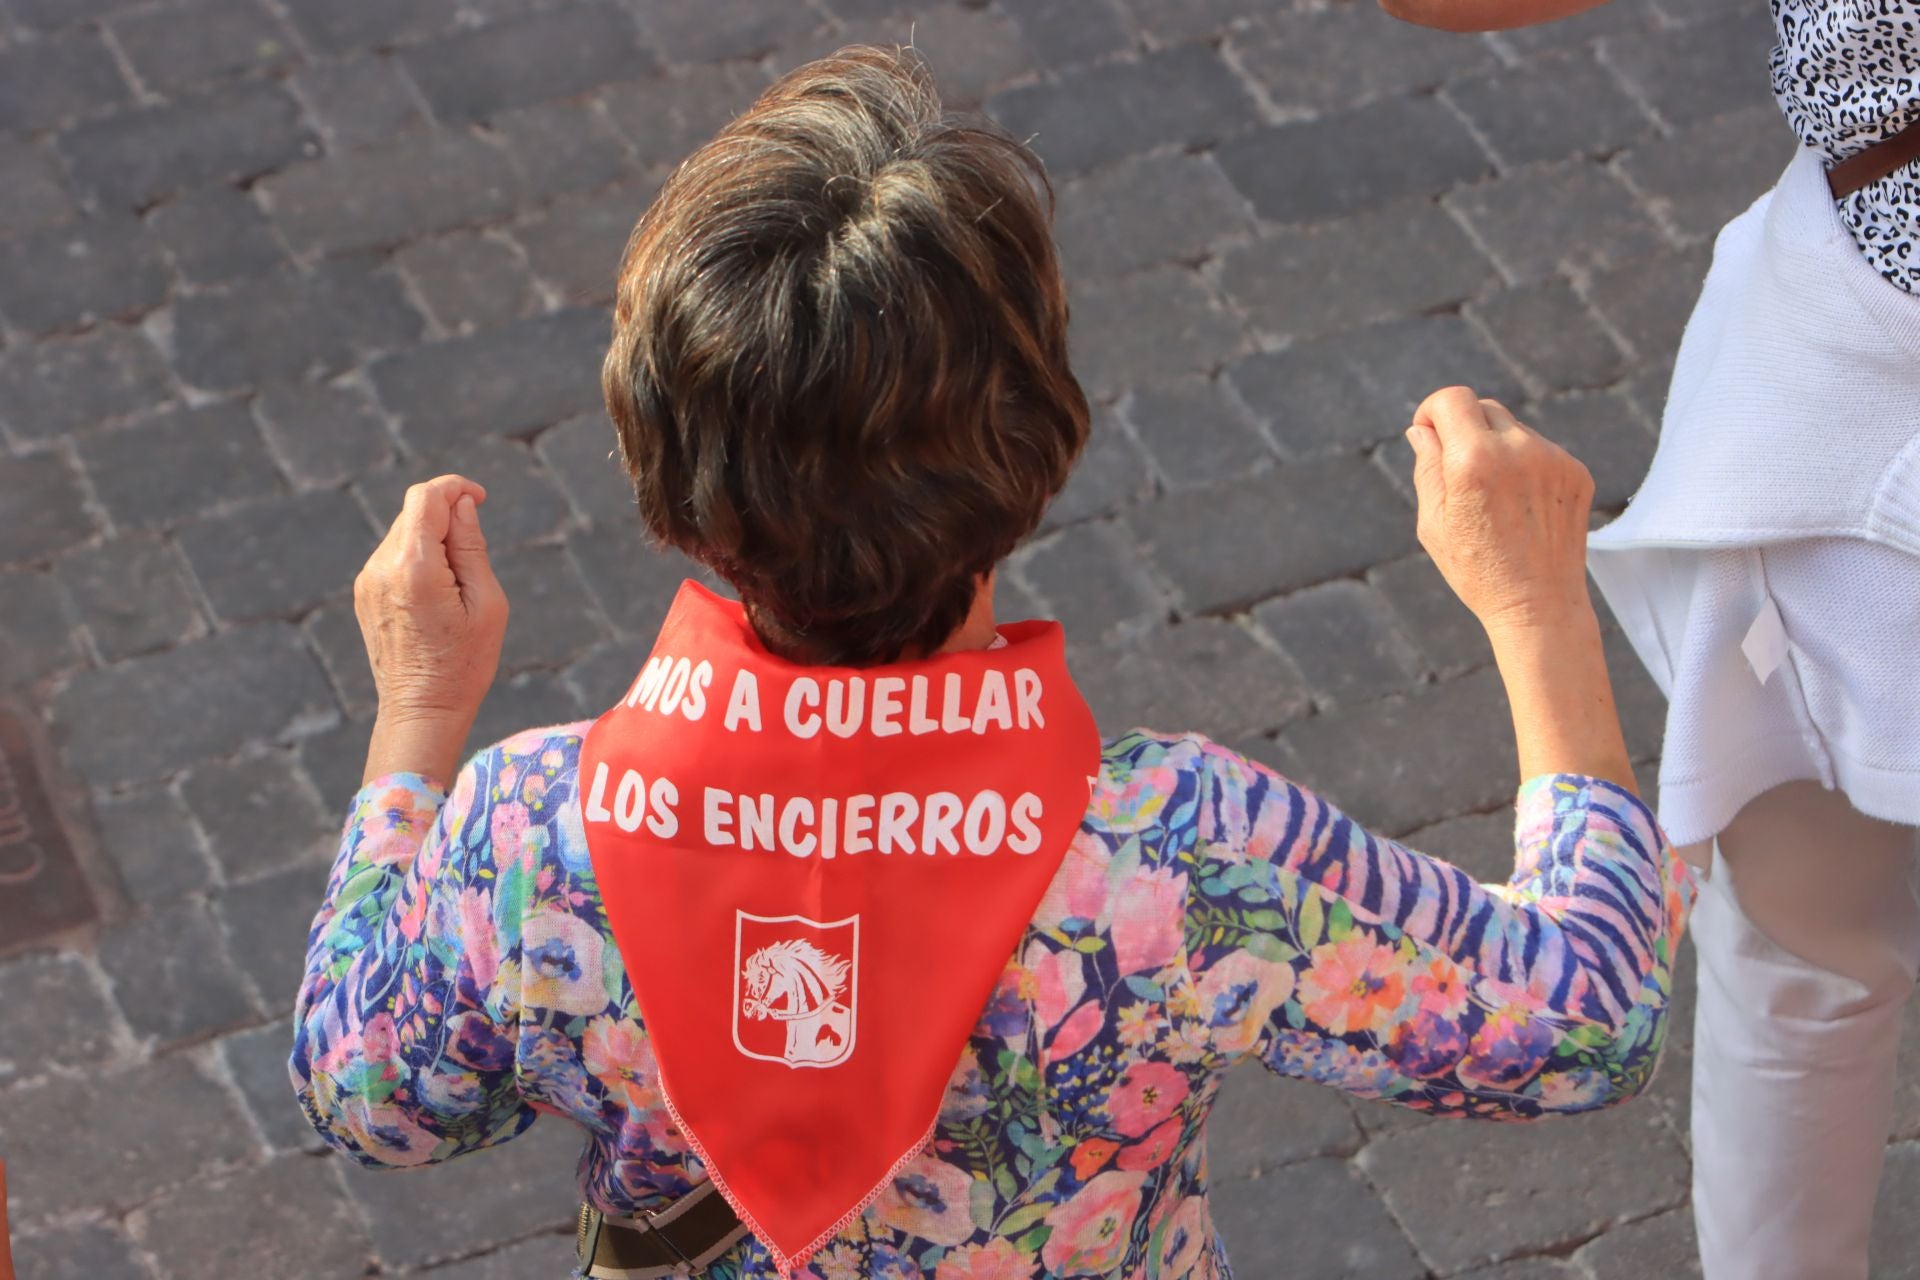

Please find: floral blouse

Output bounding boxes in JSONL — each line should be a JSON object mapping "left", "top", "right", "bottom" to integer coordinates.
{"left": 294, "top": 725, "right": 1692, "bottom": 1279}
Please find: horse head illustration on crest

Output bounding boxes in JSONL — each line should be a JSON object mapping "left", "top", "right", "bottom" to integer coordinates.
{"left": 733, "top": 913, "right": 859, "bottom": 1068}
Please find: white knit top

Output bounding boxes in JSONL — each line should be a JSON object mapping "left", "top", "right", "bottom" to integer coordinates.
{"left": 1588, "top": 147, "right": 1920, "bottom": 846}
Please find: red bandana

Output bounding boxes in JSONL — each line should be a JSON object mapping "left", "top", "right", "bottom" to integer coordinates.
{"left": 580, "top": 582, "right": 1100, "bottom": 1275}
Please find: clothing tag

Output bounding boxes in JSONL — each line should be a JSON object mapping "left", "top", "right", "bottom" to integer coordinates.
{"left": 1741, "top": 596, "right": 1789, "bottom": 685}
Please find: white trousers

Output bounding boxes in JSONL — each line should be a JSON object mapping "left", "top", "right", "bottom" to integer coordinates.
{"left": 1690, "top": 781, "right": 1920, "bottom": 1279}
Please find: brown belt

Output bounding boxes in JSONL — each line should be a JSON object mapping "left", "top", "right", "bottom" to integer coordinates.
{"left": 1827, "top": 113, "right": 1920, "bottom": 199}
{"left": 575, "top": 1183, "right": 749, "bottom": 1278}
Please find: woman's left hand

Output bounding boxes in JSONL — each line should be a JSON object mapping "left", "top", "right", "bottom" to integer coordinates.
{"left": 355, "top": 474, "right": 510, "bottom": 786}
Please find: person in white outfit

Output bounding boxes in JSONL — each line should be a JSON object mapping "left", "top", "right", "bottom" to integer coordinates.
{"left": 1382, "top": 1, "right": 1920, "bottom": 1276}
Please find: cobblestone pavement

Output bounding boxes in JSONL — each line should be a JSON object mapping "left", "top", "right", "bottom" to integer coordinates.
{"left": 4, "top": 0, "right": 1918, "bottom": 1275}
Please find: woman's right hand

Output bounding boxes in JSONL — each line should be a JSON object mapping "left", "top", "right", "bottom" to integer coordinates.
{"left": 1406, "top": 386, "right": 1636, "bottom": 793}
{"left": 1406, "top": 386, "right": 1597, "bottom": 639}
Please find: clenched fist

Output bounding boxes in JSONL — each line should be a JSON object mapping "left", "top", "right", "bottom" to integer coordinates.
{"left": 354, "top": 474, "right": 509, "bottom": 785}
{"left": 1406, "top": 387, "right": 1597, "bottom": 638}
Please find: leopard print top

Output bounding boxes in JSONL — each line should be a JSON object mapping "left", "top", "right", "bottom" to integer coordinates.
{"left": 1772, "top": 0, "right": 1920, "bottom": 292}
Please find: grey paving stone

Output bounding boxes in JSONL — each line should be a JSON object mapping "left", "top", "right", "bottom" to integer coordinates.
{"left": 1895, "top": 995, "right": 1920, "bottom": 1141}
{"left": 1055, "top": 151, "right": 1252, "bottom": 281}
{"left": 57, "top": 80, "right": 313, "bottom": 210}
{"left": 1360, "top": 1102, "right": 1689, "bottom": 1271}
{"left": 490, "top": 540, "right": 609, "bottom": 671}
{"left": 536, "top": 413, "right": 636, "bottom": 527}
{"left": 11, "top": 1221, "right": 150, "bottom": 1279}
{"left": 0, "top": 1055, "right": 252, "bottom": 1220}
{"left": 1121, "top": 376, "right": 1274, "bottom": 489}
{"left": 1576, "top": 1206, "right": 1701, "bottom": 1280}
{"left": 1044, "top": 407, "right": 1156, "bottom": 528}
{"left": 403, "top": 2, "right": 652, "bottom": 124}
{"left": 6, "top": 0, "right": 125, "bottom": 29}
{"left": 489, "top": 97, "right": 640, "bottom": 199}
{"left": 598, "top": 62, "right": 772, "bottom": 173}
{"left": 1129, "top": 457, "right": 1415, "bottom": 613}
{"left": 0, "top": 568, "right": 82, "bottom": 687}
{"left": 511, "top": 178, "right": 653, "bottom": 306}
{"left": 0, "top": 951, "right": 118, "bottom": 1081}
{"left": 217, "top": 860, "right": 330, "bottom": 1012}
{"left": 97, "top": 898, "right": 257, "bottom": 1043}
{"left": 1584, "top": 245, "right": 1711, "bottom": 363}
{"left": 340, "top": 1117, "right": 582, "bottom": 1267}
{"left": 1619, "top": 104, "right": 1792, "bottom": 242}
{"left": 142, "top": 1151, "right": 375, "bottom": 1278}
{"left": 851, "top": 3, "right": 1036, "bottom": 108}
{"left": 1471, "top": 278, "right": 1628, "bottom": 392}
{"left": 1219, "top": 198, "right": 1495, "bottom": 339}
{"left": 0, "top": 137, "right": 76, "bottom": 238}
{"left": 1116, "top": 0, "right": 1259, "bottom": 43}
{"left": 1528, "top": 389, "right": 1654, "bottom": 512}
{"left": 0, "top": 27, "right": 130, "bottom": 132}
{"left": 292, "top": 54, "right": 431, "bottom": 153}
{"left": 147, "top": 186, "right": 285, "bottom": 287}
{"left": 1254, "top": 580, "right": 1423, "bottom": 708}
{"left": 1216, "top": 97, "right": 1491, "bottom": 226}
{"left": 0, "top": 325, "right": 174, "bottom": 442}
{"left": 993, "top": 569, "right": 1045, "bottom": 624}
{"left": 169, "top": 256, "right": 425, "bottom": 391}
{"left": 1447, "top": 49, "right": 1654, "bottom": 169}
{"left": 467, "top": 666, "right": 591, "bottom": 750}
{"left": 397, "top": 231, "right": 542, "bottom": 333}
{"left": 1277, "top": 667, "right": 1517, "bottom": 836}
{"left": 1067, "top": 616, "right": 1307, "bottom": 741}
{"left": 56, "top": 537, "right": 205, "bottom": 661}
{"left": 1231, "top": 313, "right": 1521, "bottom": 458}
{"left": 370, "top": 307, "right": 607, "bottom": 449}
{"left": 1455, "top": 1260, "right": 1575, "bottom": 1280}
{"left": 357, "top": 436, "right": 574, "bottom": 549}
{"left": 1449, "top": 160, "right": 1667, "bottom": 284}
{"left": 1207, "top": 1065, "right": 1361, "bottom": 1177}
{"left": 1212, "top": 1157, "right": 1425, "bottom": 1279}
{"left": 565, "top": 638, "right": 649, "bottom": 713}
{"left": 419, "top": 1233, "right": 579, "bottom": 1279}
{"left": 1871, "top": 1141, "right": 1920, "bottom": 1278}
{"left": 1493, "top": 0, "right": 1659, "bottom": 53}
{"left": 260, "top": 131, "right": 522, "bottom": 256}
{"left": 634, "top": 0, "right": 821, "bottom": 61}
{"left": 1601, "top": 10, "right": 1775, "bottom": 129}
{"left": 182, "top": 751, "right": 334, "bottom": 881}
{"left": 90, "top": 783, "right": 217, "bottom": 906}
{"left": 254, "top": 381, "right": 398, "bottom": 489}
{"left": 1233, "top": 6, "right": 1494, "bottom": 113}
{"left": 76, "top": 402, "right": 281, "bottom": 530}
{"left": 221, "top": 1018, "right": 318, "bottom": 1152}
{"left": 987, "top": 44, "right": 1259, "bottom": 176}
{"left": 1000, "top": 0, "right": 1133, "bottom": 68}
{"left": 53, "top": 623, "right": 334, "bottom": 786}
{"left": 110, "top": 0, "right": 295, "bottom": 92}
{"left": 278, "top": 0, "right": 455, "bottom": 54}
{"left": 0, "top": 215, "right": 169, "bottom": 335}
{"left": 1019, "top": 520, "right": 1165, "bottom": 638}
{"left": 0, "top": 449, "right": 98, "bottom": 564}
{"left": 303, "top": 596, "right": 376, "bottom": 717}
{"left": 1369, "top": 553, "right": 1489, "bottom": 678}
{"left": 299, "top": 711, "right": 378, "bottom": 809}
{"left": 180, "top": 489, "right": 376, "bottom": 622}
{"left": 1069, "top": 266, "right": 1245, "bottom": 400}
{"left": 1402, "top": 807, "right": 1516, "bottom": 885}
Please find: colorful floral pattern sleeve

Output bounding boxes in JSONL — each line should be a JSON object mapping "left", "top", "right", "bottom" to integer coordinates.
{"left": 293, "top": 724, "right": 1693, "bottom": 1280}
{"left": 293, "top": 764, "right": 539, "bottom": 1167}
{"left": 1181, "top": 739, "right": 1695, "bottom": 1117}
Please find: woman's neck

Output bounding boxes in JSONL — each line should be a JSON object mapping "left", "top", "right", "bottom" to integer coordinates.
{"left": 935, "top": 572, "right": 999, "bottom": 655}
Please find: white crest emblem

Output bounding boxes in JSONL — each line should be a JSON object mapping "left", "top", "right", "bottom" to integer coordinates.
{"left": 732, "top": 912, "right": 859, "bottom": 1069}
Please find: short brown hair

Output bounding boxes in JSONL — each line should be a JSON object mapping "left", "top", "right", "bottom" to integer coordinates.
{"left": 603, "top": 46, "right": 1088, "bottom": 666}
